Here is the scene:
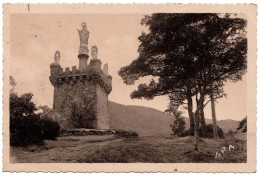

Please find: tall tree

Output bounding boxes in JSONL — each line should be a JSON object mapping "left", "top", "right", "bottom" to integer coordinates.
{"left": 119, "top": 14, "right": 203, "bottom": 135}
{"left": 119, "top": 13, "right": 247, "bottom": 149}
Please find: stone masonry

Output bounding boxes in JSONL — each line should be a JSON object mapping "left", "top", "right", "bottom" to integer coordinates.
{"left": 49, "top": 22, "right": 112, "bottom": 130}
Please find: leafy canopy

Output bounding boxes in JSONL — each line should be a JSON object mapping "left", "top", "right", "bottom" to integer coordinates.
{"left": 119, "top": 13, "right": 247, "bottom": 104}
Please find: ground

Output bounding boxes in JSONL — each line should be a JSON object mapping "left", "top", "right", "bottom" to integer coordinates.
{"left": 10, "top": 135, "right": 246, "bottom": 163}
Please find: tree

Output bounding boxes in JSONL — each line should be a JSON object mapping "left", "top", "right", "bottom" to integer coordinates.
{"left": 199, "top": 124, "right": 224, "bottom": 139}
{"left": 9, "top": 77, "right": 60, "bottom": 146}
{"left": 119, "top": 13, "right": 247, "bottom": 150}
{"left": 237, "top": 116, "right": 247, "bottom": 133}
{"left": 10, "top": 92, "right": 37, "bottom": 119}
{"left": 119, "top": 14, "right": 202, "bottom": 135}
{"left": 10, "top": 92, "right": 41, "bottom": 146}
{"left": 166, "top": 108, "right": 186, "bottom": 137}
{"left": 198, "top": 14, "right": 247, "bottom": 140}
{"left": 37, "top": 105, "right": 52, "bottom": 117}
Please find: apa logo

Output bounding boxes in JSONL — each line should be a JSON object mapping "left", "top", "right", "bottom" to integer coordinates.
{"left": 215, "top": 145, "right": 235, "bottom": 159}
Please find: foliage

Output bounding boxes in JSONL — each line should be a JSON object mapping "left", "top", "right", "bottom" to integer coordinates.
{"left": 10, "top": 114, "right": 43, "bottom": 146}
{"left": 10, "top": 92, "right": 60, "bottom": 146}
{"left": 166, "top": 107, "right": 186, "bottom": 137}
{"left": 69, "top": 102, "right": 96, "bottom": 128}
{"left": 119, "top": 13, "right": 246, "bottom": 101}
{"left": 199, "top": 124, "right": 224, "bottom": 139}
{"left": 10, "top": 92, "right": 37, "bottom": 119}
{"left": 118, "top": 14, "right": 247, "bottom": 145}
{"left": 39, "top": 116, "right": 60, "bottom": 140}
{"left": 37, "top": 105, "right": 52, "bottom": 117}
{"left": 237, "top": 116, "right": 247, "bottom": 132}
{"left": 225, "top": 129, "right": 236, "bottom": 138}
{"left": 170, "top": 117, "right": 186, "bottom": 137}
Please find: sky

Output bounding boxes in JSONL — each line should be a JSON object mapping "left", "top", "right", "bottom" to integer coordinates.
{"left": 10, "top": 14, "right": 247, "bottom": 121}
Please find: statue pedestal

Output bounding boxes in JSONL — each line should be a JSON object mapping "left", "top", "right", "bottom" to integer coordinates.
{"left": 78, "top": 54, "right": 89, "bottom": 71}
{"left": 50, "top": 63, "right": 61, "bottom": 76}
{"left": 89, "top": 59, "right": 102, "bottom": 71}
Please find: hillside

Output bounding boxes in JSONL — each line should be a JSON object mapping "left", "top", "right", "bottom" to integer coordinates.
{"left": 10, "top": 135, "right": 246, "bottom": 163}
{"left": 108, "top": 101, "right": 240, "bottom": 136}
{"left": 109, "top": 102, "right": 174, "bottom": 136}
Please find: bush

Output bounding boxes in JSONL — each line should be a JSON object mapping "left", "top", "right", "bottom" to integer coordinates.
{"left": 237, "top": 117, "right": 247, "bottom": 132}
{"left": 199, "top": 124, "right": 224, "bottom": 139}
{"left": 181, "top": 130, "right": 192, "bottom": 137}
{"left": 10, "top": 92, "right": 60, "bottom": 146}
{"left": 115, "top": 129, "right": 138, "bottom": 138}
{"left": 10, "top": 115, "right": 61, "bottom": 146}
{"left": 170, "top": 111, "right": 186, "bottom": 137}
{"left": 39, "top": 117, "right": 60, "bottom": 140}
{"left": 10, "top": 115, "right": 43, "bottom": 146}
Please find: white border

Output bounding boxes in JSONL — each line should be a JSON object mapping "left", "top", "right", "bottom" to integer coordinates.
{"left": 0, "top": 0, "right": 259, "bottom": 176}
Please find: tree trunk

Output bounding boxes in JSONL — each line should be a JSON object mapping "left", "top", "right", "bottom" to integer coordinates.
{"left": 194, "top": 111, "right": 200, "bottom": 151}
{"left": 210, "top": 84, "right": 218, "bottom": 141}
{"left": 194, "top": 96, "right": 204, "bottom": 151}
{"left": 196, "top": 96, "right": 206, "bottom": 137}
{"left": 200, "top": 97, "right": 206, "bottom": 137}
{"left": 187, "top": 89, "right": 194, "bottom": 136}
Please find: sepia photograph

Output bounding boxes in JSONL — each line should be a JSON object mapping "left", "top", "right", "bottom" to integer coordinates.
{"left": 2, "top": 3, "right": 257, "bottom": 172}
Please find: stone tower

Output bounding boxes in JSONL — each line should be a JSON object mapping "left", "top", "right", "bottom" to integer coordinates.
{"left": 49, "top": 22, "right": 112, "bottom": 130}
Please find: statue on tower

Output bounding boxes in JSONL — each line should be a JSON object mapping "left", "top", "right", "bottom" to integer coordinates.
{"left": 77, "top": 22, "right": 90, "bottom": 56}
{"left": 91, "top": 46, "right": 98, "bottom": 60}
{"left": 103, "top": 63, "right": 108, "bottom": 75}
{"left": 54, "top": 50, "right": 60, "bottom": 65}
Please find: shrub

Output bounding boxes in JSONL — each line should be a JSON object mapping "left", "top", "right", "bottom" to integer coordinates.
{"left": 10, "top": 115, "right": 43, "bottom": 146}
{"left": 39, "top": 117, "right": 60, "bottom": 140}
{"left": 170, "top": 111, "right": 186, "bottom": 137}
{"left": 10, "top": 92, "right": 60, "bottom": 146}
{"left": 181, "top": 130, "right": 192, "bottom": 137}
{"left": 10, "top": 115, "right": 61, "bottom": 146}
{"left": 237, "top": 117, "right": 247, "bottom": 132}
{"left": 69, "top": 101, "right": 96, "bottom": 129}
{"left": 199, "top": 124, "right": 224, "bottom": 139}
{"left": 115, "top": 129, "right": 138, "bottom": 138}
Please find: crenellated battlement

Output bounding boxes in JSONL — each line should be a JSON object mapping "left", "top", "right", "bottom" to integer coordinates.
{"left": 50, "top": 62, "right": 112, "bottom": 94}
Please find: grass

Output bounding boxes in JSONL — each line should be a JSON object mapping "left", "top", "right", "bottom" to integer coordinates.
{"left": 10, "top": 135, "right": 246, "bottom": 163}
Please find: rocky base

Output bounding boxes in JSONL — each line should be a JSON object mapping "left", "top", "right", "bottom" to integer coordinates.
{"left": 59, "top": 128, "right": 115, "bottom": 136}
{"left": 59, "top": 128, "right": 139, "bottom": 138}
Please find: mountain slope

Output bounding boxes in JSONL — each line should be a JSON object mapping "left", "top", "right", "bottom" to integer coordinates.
{"left": 109, "top": 102, "right": 174, "bottom": 136}
{"left": 108, "top": 101, "right": 240, "bottom": 136}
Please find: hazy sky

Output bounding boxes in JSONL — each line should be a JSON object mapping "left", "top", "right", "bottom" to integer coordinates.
{"left": 10, "top": 14, "right": 247, "bottom": 121}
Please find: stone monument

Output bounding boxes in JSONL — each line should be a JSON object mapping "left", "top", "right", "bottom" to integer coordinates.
{"left": 49, "top": 22, "right": 112, "bottom": 130}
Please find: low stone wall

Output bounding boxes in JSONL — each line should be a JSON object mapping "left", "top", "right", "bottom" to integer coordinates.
{"left": 59, "top": 129, "right": 115, "bottom": 136}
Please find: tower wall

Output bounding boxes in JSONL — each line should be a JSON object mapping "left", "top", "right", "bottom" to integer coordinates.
{"left": 54, "top": 78, "right": 97, "bottom": 129}
{"left": 49, "top": 64, "right": 112, "bottom": 130}
{"left": 96, "top": 85, "right": 109, "bottom": 129}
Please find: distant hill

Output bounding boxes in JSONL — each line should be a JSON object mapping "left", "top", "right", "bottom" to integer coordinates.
{"left": 207, "top": 119, "right": 240, "bottom": 133}
{"left": 108, "top": 101, "right": 240, "bottom": 136}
